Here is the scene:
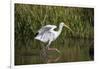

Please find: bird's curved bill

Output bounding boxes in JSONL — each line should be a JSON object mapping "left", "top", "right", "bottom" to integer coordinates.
{"left": 64, "top": 24, "right": 73, "bottom": 32}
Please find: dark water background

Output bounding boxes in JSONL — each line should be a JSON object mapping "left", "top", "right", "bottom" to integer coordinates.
{"left": 15, "top": 38, "right": 94, "bottom": 65}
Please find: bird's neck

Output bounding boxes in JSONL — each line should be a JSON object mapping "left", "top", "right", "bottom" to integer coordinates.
{"left": 58, "top": 24, "right": 63, "bottom": 35}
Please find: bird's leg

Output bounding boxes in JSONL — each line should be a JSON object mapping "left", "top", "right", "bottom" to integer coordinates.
{"left": 46, "top": 41, "right": 51, "bottom": 49}
{"left": 46, "top": 41, "right": 61, "bottom": 54}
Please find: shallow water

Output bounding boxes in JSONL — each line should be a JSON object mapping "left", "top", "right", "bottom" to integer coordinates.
{"left": 15, "top": 38, "right": 94, "bottom": 65}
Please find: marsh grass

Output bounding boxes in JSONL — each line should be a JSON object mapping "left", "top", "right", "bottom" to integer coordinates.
{"left": 15, "top": 4, "right": 94, "bottom": 65}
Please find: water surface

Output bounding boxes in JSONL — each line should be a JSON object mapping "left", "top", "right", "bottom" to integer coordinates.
{"left": 15, "top": 38, "right": 94, "bottom": 65}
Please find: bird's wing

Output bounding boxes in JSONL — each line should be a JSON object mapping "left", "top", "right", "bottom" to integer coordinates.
{"left": 35, "top": 30, "right": 55, "bottom": 43}
{"left": 38, "top": 25, "right": 57, "bottom": 33}
{"left": 35, "top": 25, "right": 57, "bottom": 42}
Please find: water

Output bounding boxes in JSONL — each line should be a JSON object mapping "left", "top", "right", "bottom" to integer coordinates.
{"left": 15, "top": 38, "right": 94, "bottom": 65}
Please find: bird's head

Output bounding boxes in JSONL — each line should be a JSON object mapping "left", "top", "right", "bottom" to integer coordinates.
{"left": 60, "top": 22, "right": 65, "bottom": 26}
{"left": 60, "top": 22, "right": 73, "bottom": 33}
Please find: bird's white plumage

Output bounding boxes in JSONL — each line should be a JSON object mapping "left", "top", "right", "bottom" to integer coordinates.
{"left": 35, "top": 22, "right": 73, "bottom": 53}
{"left": 35, "top": 25, "right": 57, "bottom": 43}
{"left": 38, "top": 25, "right": 57, "bottom": 33}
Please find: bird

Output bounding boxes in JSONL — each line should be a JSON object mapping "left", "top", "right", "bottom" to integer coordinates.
{"left": 34, "top": 22, "right": 73, "bottom": 53}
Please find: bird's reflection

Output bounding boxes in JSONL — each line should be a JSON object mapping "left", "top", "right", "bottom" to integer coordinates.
{"left": 40, "top": 47, "right": 61, "bottom": 63}
{"left": 47, "top": 55, "right": 61, "bottom": 63}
